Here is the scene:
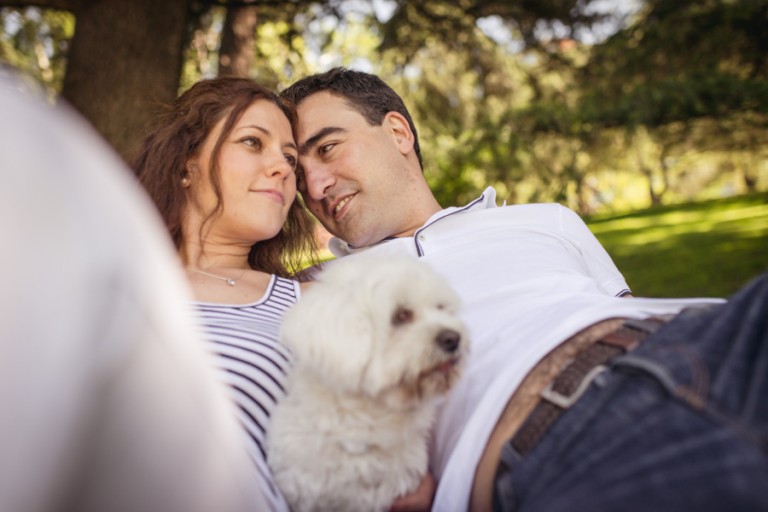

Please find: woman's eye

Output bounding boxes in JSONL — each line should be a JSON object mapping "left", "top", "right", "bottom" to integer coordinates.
{"left": 285, "top": 154, "right": 297, "bottom": 168}
{"left": 241, "top": 137, "right": 261, "bottom": 149}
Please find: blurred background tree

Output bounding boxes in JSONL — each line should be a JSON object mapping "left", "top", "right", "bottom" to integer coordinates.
{"left": 1, "top": 0, "right": 766, "bottom": 212}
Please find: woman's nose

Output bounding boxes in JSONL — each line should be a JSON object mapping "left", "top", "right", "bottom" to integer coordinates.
{"left": 265, "top": 150, "right": 293, "bottom": 178}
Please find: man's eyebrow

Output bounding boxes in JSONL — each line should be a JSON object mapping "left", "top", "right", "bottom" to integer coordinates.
{"left": 299, "top": 126, "right": 346, "bottom": 155}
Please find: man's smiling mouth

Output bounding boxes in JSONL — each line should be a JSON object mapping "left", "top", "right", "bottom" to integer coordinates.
{"left": 332, "top": 193, "right": 356, "bottom": 218}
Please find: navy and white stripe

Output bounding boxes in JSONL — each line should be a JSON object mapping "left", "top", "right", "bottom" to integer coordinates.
{"left": 194, "top": 275, "right": 299, "bottom": 512}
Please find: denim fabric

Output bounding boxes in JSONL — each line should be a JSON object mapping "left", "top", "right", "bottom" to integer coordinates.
{"left": 494, "top": 273, "right": 768, "bottom": 512}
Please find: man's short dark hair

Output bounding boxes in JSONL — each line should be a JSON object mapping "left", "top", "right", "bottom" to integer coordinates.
{"left": 281, "top": 67, "right": 423, "bottom": 169}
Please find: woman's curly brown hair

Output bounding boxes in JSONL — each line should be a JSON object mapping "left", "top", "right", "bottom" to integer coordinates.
{"left": 132, "top": 76, "right": 318, "bottom": 279}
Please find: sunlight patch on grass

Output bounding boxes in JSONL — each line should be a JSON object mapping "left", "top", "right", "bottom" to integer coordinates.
{"left": 587, "top": 192, "right": 768, "bottom": 298}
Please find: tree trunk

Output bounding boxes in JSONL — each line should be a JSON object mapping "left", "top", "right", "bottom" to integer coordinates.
{"left": 656, "top": 147, "right": 670, "bottom": 204}
{"left": 60, "top": 0, "right": 193, "bottom": 162}
{"left": 219, "top": 4, "right": 258, "bottom": 78}
{"left": 743, "top": 134, "right": 759, "bottom": 193}
{"left": 637, "top": 159, "right": 661, "bottom": 207}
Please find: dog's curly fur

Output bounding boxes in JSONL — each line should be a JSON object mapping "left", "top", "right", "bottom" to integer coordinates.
{"left": 266, "top": 254, "right": 469, "bottom": 512}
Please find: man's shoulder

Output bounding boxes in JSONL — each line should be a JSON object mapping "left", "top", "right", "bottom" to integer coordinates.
{"left": 470, "top": 201, "right": 569, "bottom": 221}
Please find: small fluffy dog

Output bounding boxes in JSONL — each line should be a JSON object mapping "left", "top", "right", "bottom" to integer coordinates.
{"left": 267, "top": 254, "right": 468, "bottom": 512}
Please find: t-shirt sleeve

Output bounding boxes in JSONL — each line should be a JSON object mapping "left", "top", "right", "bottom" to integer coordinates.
{"left": 557, "top": 205, "right": 631, "bottom": 296}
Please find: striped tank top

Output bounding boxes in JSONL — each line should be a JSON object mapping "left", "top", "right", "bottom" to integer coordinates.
{"left": 193, "top": 275, "right": 299, "bottom": 512}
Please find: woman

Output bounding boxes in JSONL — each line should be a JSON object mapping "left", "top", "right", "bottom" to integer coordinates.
{"left": 133, "top": 77, "right": 318, "bottom": 512}
{"left": 134, "top": 76, "right": 433, "bottom": 512}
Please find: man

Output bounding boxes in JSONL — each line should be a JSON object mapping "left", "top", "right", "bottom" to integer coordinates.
{"left": 281, "top": 67, "right": 768, "bottom": 511}
{"left": 0, "top": 71, "right": 267, "bottom": 512}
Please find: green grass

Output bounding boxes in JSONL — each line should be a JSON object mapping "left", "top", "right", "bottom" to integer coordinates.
{"left": 586, "top": 192, "right": 768, "bottom": 298}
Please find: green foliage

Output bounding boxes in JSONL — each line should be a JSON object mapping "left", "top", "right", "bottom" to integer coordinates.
{"left": 583, "top": 0, "right": 768, "bottom": 128}
{"left": 179, "top": 5, "right": 224, "bottom": 91}
{"left": 2, "top": 0, "right": 766, "bottom": 216}
{"left": 378, "top": 0, "right": 602, "bottom": 59}
{"left": 0, "top": 7, "right": 74, "bottom": 98}
{"left": 587, "top": 192, "right": 768, "bottom": 298}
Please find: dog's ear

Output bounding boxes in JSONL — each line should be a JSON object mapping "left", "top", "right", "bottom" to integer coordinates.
{"left": 280, "top": 281, "right": 374, "bottom": 394}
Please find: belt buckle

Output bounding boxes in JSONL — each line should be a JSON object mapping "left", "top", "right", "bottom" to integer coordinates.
{"left": 539, "top": 364, "right": 608, "bottom": 408}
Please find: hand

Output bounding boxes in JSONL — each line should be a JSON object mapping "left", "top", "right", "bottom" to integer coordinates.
{"left": 389, "top": 472, "right": 436, "bottom": 512}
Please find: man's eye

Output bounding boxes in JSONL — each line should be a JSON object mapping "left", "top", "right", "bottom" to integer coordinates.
{"left": 318, "top": 142, "right": 336, "bottom": 156}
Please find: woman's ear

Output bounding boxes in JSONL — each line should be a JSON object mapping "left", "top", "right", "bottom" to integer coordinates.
{"left": 383, "top": 111, "right": 415, "bottom": 156}
{"left": 182, "top": 159, "right": 199, "bottom": 188}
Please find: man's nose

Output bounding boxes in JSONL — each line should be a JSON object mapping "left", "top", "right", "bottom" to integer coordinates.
{"left": 302, "top": 162, "right": 335, "bottom": 200}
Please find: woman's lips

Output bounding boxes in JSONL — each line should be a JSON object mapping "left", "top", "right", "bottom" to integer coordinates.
{"left": 254, "top": 189, "right": 284, "bottom": 204}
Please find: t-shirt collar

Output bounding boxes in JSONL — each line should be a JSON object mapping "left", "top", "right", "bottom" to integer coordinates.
{"left": 329, "top": 186, "right": 499, "bottom": 257}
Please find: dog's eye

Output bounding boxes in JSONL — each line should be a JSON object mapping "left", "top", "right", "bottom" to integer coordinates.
{"left": 436, "top": 303, "right": 446, "bottom": 310}
{"left": 392, "top": 306, "right": 414, "bottom": 326}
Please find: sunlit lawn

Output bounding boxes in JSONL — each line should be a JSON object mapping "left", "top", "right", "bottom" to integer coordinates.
{"left": 586, "top": 192, "right": 768, "bottom": 298}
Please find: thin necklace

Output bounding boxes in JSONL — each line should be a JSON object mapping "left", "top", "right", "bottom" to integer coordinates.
{"left": 188, "top": 267, "right": 246, "bottom": 287}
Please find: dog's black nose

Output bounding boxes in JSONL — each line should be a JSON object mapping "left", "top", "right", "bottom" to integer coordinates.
{"left": 436, "top": 329, "right": 461, "bottom": 353}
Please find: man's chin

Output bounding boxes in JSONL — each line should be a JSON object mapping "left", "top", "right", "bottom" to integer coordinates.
{"left": 324, "top": 218, "right": 386, "bottom": 249}
{"left": 333, "top": 229, "right": 375, "bottom": 250}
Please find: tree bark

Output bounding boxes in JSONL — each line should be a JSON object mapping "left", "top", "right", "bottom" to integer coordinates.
{"left": 219, "top": 4, "right": 258, "bottom": 78}
{"left": 60, "top": 0, "right": 193, "bottom": 162}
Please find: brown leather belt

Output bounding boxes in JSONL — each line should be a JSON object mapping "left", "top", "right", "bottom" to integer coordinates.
{"left": 509, "top": 317, "right": 671, "bottom": 456}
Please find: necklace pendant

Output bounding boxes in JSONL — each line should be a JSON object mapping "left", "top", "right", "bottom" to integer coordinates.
{"left": 226, "top": 278, "right": 236, "bottom": 286}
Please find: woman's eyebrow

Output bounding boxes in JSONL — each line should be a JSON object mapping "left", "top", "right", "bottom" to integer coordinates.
{"left": 236, "top": 124, "right": 270, "bottom": 135}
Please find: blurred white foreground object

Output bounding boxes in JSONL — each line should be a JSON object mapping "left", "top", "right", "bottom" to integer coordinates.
{"left": 0, "top": 73, "right": 269, "bottom": 512}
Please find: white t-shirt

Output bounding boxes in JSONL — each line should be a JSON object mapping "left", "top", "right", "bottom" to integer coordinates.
{"left": 330, "top": 187, "right": 722, "bottom": 510}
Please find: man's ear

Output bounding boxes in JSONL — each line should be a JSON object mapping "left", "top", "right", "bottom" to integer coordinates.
{"left": 383, "top": 111, "right": 415, "bottom": 156}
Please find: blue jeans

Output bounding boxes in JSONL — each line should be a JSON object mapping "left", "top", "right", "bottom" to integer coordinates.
{"left": 494, "top": 273, "right": 768, "bottom": 511}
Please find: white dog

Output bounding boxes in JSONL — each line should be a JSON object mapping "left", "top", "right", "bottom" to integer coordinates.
{"left": 267, "top": 255, "right": 469, "bottom": 512}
